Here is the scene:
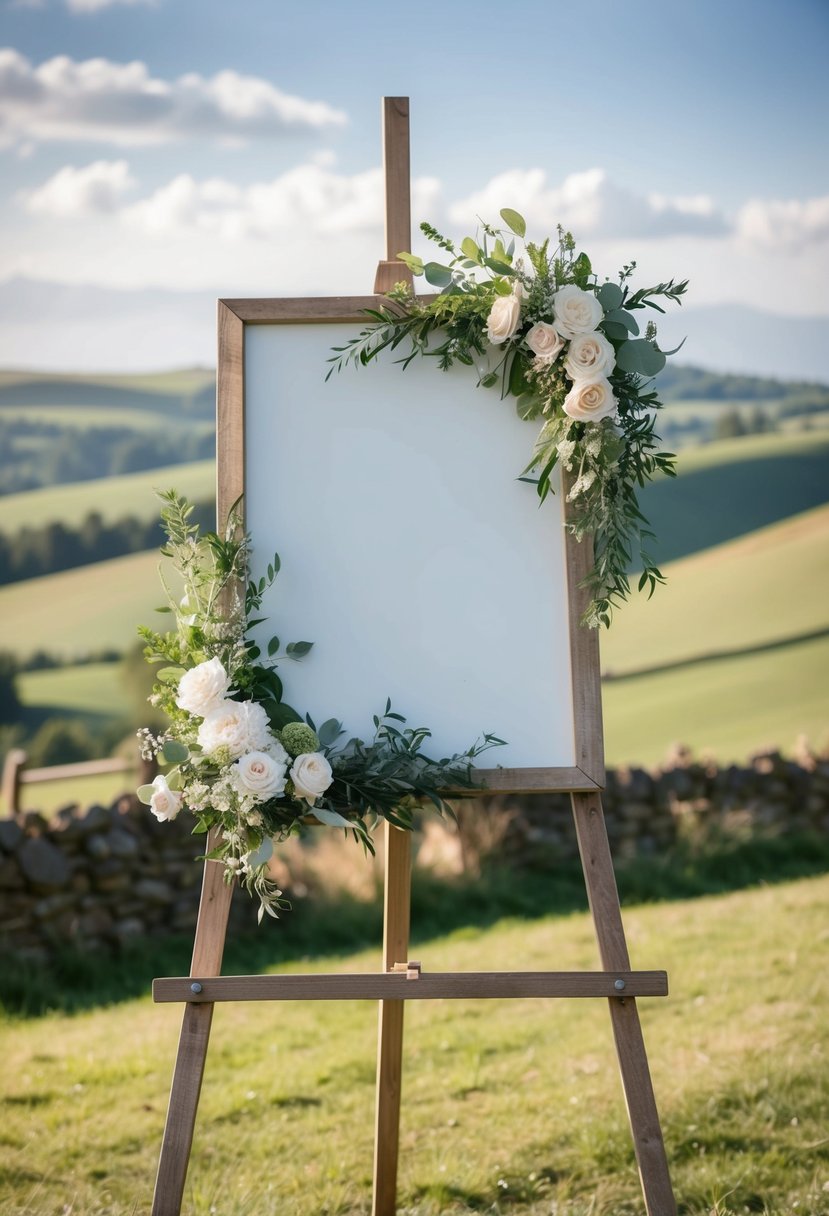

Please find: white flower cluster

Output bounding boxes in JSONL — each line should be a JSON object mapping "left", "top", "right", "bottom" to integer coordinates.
{"left": 147, "top": 656, "right": 334, "bottom": 830}
{"left": 486, "top": 283, "right": 618, "bottom": 423}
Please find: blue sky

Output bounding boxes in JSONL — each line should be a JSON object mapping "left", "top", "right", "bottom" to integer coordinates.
{"left": 0, "top": 0, "right": 827, "bottom": 368}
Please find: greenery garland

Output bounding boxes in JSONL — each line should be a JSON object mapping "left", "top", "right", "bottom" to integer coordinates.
{"left": 136, "top": 492, "right": 503, "bottom": 921}
{"left": 328, "top": 209, "right": 687, "bottom": 627}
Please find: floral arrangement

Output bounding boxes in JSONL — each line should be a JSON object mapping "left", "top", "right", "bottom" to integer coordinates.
{"left": 328, "top": 209, "right": 687, "bottom": 627}
{"left": 136, "top": 491, "right": 502, "bottom": 920}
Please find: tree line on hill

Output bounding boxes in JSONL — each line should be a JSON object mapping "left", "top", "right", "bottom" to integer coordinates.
{"left": 658, "top": 364, "right": 829, "bottom": 406}
{"left": 0, "top": 501, "right": 215, "bottom": 585}
{"left": 0, "top": 417, "right": 214, "bottom": 495}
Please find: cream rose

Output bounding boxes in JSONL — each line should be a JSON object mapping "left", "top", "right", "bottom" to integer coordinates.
{"left": 563, "top": 377, "right": 618, "bottom": 422}
{"left": 525, "top": 321, "right": 565, "bottom": 364}
{"left": 552, "top": 285, "right": 603, "bottom": 339}
{"left": 234, "top": 751, "right": 287, "bottom": 800}
{"left": 486, "top": 292, "right": 522, "bottom": 345}
{"left": 290, "top": 752, "right": 333, "bottom": 806}
{"left": 149, "top": 773, "right": 183, "bottom": 822}
{"left": 564, "top": 330, "right": 616, "bottom": 381}
{"left": 197, "top": 700, "right": 273, "bottom": 759}
{"left": 176, "top": 657, "right": 230, "bottom": 718}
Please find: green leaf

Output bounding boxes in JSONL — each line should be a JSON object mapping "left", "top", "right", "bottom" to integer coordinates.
{"left": 156, "top": 666, "right": 185, "bottom": 683}
{"left": 423, "top": 262, "right": 453, "bottom": 288}
{"left": 573, "top": 252, "right": 592, "bottom": 284}
{"left": 309, "top": 807, "right": 353, "bottom": 830}
{"left": 460, "top": 237, "right": 481, "bottom": 263}
{"left": 603, "top": 309, "right": 639, "bottom": 335}
{"left": 615, "top": 339, "right": 667, "bottom": 377}
{"left": 508, "top": 352, "right": 530, "bottom": 398}
{"left": 516, "top": 393, "right": 542, "bottom": 421}
{"left": 266, "top": 701, "right": 303, "bottom": 729}
{"left": 162, "top": 739, "right": 189, "bottom": 765}
{"left": 318, "top": 718, "right": 343, "bottom": 748}
{"left": 397, "top": 251, "right": 424, "bottom": 275}
{"left": 286, "top": 641, "right": 313, "bottom": 658}
{"left": 267, "top": 636, "right": 280, "bottom": 657}
{"left": 484, "top": 257, "right": 514, "bottom": 276}
{"left": 597, "top": 282, "right": 624, "bottom": 311}
{"left": 602, "top": 321, "right": 631, "bottom": 342}
{"left": 136, "top": 784, "right": 155, "bottom": 805}
{"left": 500, "top": 208, "right": 526, "bottom": 238}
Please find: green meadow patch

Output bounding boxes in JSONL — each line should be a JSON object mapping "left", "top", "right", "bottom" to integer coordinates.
{"left": 0, "top": 459, "right": 214, "bottom": 531}
{"left": 637, "top": 428, "right": 829, "bottom": 563}
{"left": 1, "top": 875, "right": 827, "bottom": 1215}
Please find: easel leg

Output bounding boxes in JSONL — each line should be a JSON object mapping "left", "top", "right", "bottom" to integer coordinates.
{"left": 152, "top": 831, "right": 235, "bottom": 1216}
{"left": 372, "top": 823, "right": 412, "bottom": 1216}
{"left": 571, "top": 791, "right": 676, "bottom": 1216}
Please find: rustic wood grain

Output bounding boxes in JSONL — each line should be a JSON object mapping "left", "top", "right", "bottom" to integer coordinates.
{"left": 153, "top": 969, "right": 668, "bottom": 1004}
{"left": 571, "top": 790, "right": 676, "bottom": 1215}
{"left": 374, "top": 98, "right": 413, "bottom": 294}
{"left": 562, "top": 469, "right": 606, "bottom": 787}
{"left": 152, "top": 829, "right": 235, "bottom": 1215}
{"left": 373, "top": 824, "right": 412, "bottom": 1216}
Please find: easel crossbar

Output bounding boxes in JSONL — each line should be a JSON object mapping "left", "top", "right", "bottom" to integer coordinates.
{"left": 153, "top": 970, "right": 667, "bottom": 1003}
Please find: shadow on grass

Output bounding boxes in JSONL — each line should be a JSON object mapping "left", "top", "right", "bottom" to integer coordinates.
{"left": 2, "top": 831, "right": 828, "bottom": 1019}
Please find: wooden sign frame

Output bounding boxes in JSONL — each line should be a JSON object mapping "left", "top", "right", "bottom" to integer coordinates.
{"left": 150, "top": 98, "right": 676, "bottom": 1216}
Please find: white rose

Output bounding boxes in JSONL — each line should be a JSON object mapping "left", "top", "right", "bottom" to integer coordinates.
{"left": 234, "top": 751, "right": 287, "bottom": 800}
{"left": 290, "top": 752, "right": 334, "bottom": 806}
{"left": 149, "top": 773, "right": 183, "bottom": 823}
{"left": 176, "top": 657, "right": 230, "bottom": 718}
{"left": 552, "top": 285, "right": 603, "bottom": 339}
{"left": 486, "top": 292, "right": 522, "bottom": 345}
{"left": 563, "top": 378, "right": 618, "bottom": 422}
{"left": 525, "top": 321, "right": 565, "bottom": 364}
{"left": 564, "top": 331, "right": 616, "bottom": 381}
{"left": 197, "top": 700, "right": 272, "bottom": 759}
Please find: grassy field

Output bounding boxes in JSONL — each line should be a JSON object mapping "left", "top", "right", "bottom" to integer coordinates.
{"left": 603, "top": 632, "right": 829, "bottom": 766}
{"left": 0, "top": 549, "right": 181, "bottom": 661}
{"left": 0, "top": 458, "right": 214, "bottom": 531}
{"left": 602, "top": 503, "right": 829, "bottom": 676}
{"left": 1, "top": 874, "right": 827, "bottom": 1215}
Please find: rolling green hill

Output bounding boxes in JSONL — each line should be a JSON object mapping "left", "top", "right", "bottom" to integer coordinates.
{"left": 636, "top": 429, "right": 829, "bottom": 563}
{"left": 0, "top": 366, "right": 215, "bottom": 412}
{"left": 0, "top": 459, "right": 214, "bottom": 531}
{"left": 0, "top": 549, "right": 180, "bottom": 661}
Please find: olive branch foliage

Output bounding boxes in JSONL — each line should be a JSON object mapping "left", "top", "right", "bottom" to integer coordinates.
{"left": 328, "top": 210, "right": 687, "bottom": 627}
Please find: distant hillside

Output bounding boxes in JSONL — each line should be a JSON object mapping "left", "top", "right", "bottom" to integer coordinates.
{"left": 659, "top": 362, "right": 829, "bottom": 404}
{"left": 0, "top": 366, "right": 215, "bottom": 415}
{"left": 636, "top": 430, "right": 829, "bottom": 565}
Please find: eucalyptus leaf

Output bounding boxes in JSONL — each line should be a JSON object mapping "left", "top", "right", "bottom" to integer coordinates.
{"left": 597, "top": 281, "right": 624, "bottom": 311}
{"left": 602, "top": 321, "right": 630, "bottom": 342}
{"left": 423, "top": 262, "right": 453, "bottom": 288}
{"left": 615, "top": 339, "right": 667, "bottom": 377}
{"left": 136, "top": 784, "right": 155, "bottom": 806}
{"left": 162, "top": 739, "right": 190, "bottom": 764}
{"left": 286, "top": 640, "right": 313, "bottom": 658}
{"left": 604, "top": 309, "right": 640, "bottom": 335}
{"left": 500, "top": 208, "right": 526, "bottom": 238}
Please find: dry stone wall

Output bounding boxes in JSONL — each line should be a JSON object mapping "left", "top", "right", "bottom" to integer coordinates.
{"left": 1, "top": 747, "right": 828, "bottom": 959}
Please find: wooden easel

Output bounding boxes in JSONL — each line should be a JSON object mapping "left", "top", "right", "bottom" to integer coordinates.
{"left": 151, "top": 98, "right": 677, "bottom": 1216}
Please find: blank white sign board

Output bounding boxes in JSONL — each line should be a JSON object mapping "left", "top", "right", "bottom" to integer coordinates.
{"left": 244, "top": 321, "right": 575, "bottom": 772}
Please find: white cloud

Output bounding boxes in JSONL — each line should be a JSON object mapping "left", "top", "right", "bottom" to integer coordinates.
{"left": 121, "top": 161, "right": 441, "bottom": 241}
{"left": 0, "top": 46, "right": 347, "bottom": 147}
{"left": 22, "top": 158, "right": 136, "bottom": 215}
{"left": 449, "top": 167, "right": 727, "bottom": 240}
{"left": 67, "top": 0, "right": 156, "bottom": 11}
{"left": 736, "top": 194, "right": 829, "bottom": 251}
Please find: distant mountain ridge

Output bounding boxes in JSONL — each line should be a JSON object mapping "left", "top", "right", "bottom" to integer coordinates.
{"left": 0, "top": 274, "right": 828, "bottom": 382}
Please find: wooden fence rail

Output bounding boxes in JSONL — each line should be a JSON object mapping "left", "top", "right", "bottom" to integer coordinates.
{"left": 1, "top": 748, "right": 154, "bottom": 815}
